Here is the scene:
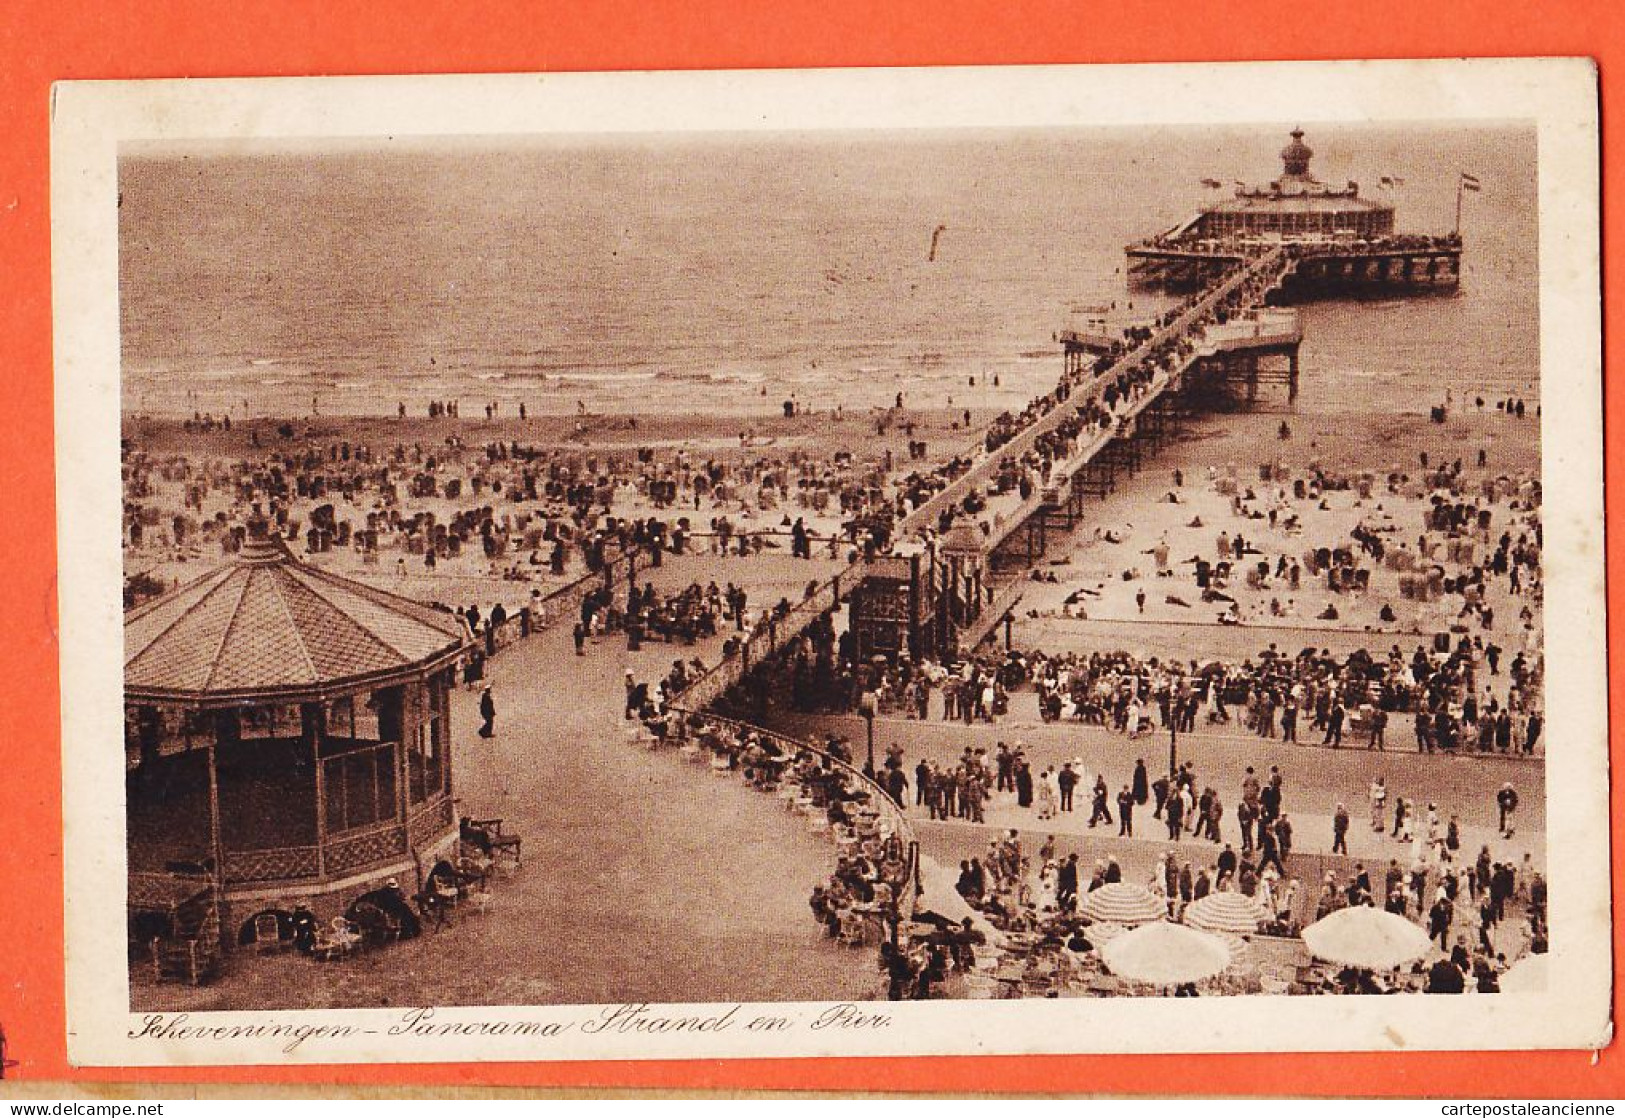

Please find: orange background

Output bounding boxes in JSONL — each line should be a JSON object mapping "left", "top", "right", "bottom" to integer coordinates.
{"left": 0, "top": 0, "right": 1617, "bottom": 1096}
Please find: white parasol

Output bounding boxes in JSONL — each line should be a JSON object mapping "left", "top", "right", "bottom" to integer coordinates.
{"left": 1100, "top": 921, "right": 1232, "bottom": 986}
{"left": 1302, "top": 904, "right": 1432, "bottom": 970}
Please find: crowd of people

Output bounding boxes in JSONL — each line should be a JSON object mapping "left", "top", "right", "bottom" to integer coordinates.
{"left": 922, "top": 765, "right": 1546, "bottom": 998}
{"left": 792, "top": 633, "right": 1543, "bottom": 761}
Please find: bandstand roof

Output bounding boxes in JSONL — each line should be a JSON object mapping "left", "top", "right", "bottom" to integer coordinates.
{"left": 125, "top": 531, "right": 468, "bottom": 701}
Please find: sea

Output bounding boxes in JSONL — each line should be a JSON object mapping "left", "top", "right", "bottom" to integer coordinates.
{"left": 118, "top": 122, "right": 1539, "bottom": 420}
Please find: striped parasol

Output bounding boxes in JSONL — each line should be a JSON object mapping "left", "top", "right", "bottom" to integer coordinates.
{"left": 1184, "top": 890, "right": 1270, "bottom": 935}
{"left": 1081, "top": 882, "right": 1167, "bottom": 925}
{"left": 1302, "top": 905, "right": 1432, "bottom": 970}
{"left": 1100, "top": 921, "right": 1232, "bottom": 986}
{"left": 1084, "top": 920, "right": 1128, "bottom": 946}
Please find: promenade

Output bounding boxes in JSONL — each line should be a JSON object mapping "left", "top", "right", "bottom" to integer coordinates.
{"left": 137, "top": 554, "right": 878, "bottom": 1011}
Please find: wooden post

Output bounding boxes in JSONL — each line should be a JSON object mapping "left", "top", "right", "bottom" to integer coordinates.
{"left": 313, "top": 722, "right": 328, "bottom": 879}
{"left": 206, "top": 735, "right": 225, "bottom": 889}
{"left": 399, "top": 685, "right": 415, "bottom": 827}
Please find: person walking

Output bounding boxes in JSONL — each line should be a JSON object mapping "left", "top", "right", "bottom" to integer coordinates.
{"left": 1332, "top": 803, "right": 1350, "bottom": 855}
{"left": 1496, "top": 782, "right": 1519, "bottom": 837}
{"left": 1089, "top": 776, "right": 1114, "bottom": 828}
{"left": 478, "top": 686, "right": 496, "bottom": 738}
{"left": 1368, "top": 707, "right": 1388, "bottom": 750}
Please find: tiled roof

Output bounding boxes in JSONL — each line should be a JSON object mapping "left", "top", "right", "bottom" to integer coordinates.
{"left": 125, "top": 535, "right": 467, "bottom": 698}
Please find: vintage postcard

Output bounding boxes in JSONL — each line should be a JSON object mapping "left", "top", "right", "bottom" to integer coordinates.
{"left": 51, "top": 59, "right": 1606, "bottom": 1067}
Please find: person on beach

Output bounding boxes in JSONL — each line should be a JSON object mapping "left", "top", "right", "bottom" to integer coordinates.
{"left": 1369, "top": 777, "right": 1387, "bottom": 832}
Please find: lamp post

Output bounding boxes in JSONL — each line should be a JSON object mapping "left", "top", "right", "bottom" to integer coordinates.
{"left": 1168, "top": 712, "right": 1179, "bottom": 779}
{"left": 859, "top": 691, "right": 878, "bottom": 778}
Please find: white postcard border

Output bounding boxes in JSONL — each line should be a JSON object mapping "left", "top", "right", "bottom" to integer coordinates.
{"left": 51, "top": 59, "right": 1608, "bottom": 1067}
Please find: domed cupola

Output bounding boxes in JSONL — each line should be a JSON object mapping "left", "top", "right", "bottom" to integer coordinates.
{"left": 1280, "top": 128, "right": 1314, "bottom": 179}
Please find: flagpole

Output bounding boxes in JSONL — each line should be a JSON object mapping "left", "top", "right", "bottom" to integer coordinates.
{"left": 1455, "top": 175, "right": 1463, "bottom": 237}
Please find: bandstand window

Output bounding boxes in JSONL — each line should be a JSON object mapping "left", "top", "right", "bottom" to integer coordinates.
{"left": 323, "top": 742, "right": 397, "bottom": 834}
{"left": 353, "top": 693, "right": 382, "bottom": 741}
{"left": 408, "top": 673, "right": 450, "bottom": 803}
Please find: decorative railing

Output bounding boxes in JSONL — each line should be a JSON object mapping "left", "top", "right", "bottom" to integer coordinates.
{"left": 407, "top": 796, "right": 456, "bottom": 850}
{"left": 221, "top": 845, "right": 321, "bottom": 885}
{"left": 214, "top": 803, "right": 452, "bottom": 889}
{"left": 324, "top": 821, "right": 409, "bottom": 877}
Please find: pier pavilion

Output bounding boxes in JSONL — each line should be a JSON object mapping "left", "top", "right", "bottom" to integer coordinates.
{"left": 1126, "top": 129, "right": 1460, "bottom": 297}
{"left": 124, "top": 522, "right": 468, "bottom": 979}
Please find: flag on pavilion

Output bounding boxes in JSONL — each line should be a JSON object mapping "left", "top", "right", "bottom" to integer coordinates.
{"left": 1460, "top": 171, "right": 1482, "bottom": 192}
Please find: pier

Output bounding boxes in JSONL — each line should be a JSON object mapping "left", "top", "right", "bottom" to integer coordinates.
{"left": 681, "top": 247, "right": 1310, "bottom": 706}
{"left": 676, "top": 129, "right": 1467, "bottom": 713}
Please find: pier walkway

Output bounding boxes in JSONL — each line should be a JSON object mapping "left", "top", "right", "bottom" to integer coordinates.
{"left": 675, "top": 248, "right": 1300, "bottom": 703}
{"left": 895, "top": 249, "right": 1291, "bottom": 545}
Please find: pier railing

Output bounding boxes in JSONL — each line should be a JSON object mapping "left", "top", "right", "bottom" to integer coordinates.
{"left": 671, "top": 561, "right": 868, "bottom": 714}
{"left": 662, "top": 249, "right": 1295, "bottom": 710}
{"left": 897, "top": 249, "right": 1287, "bottom": 542}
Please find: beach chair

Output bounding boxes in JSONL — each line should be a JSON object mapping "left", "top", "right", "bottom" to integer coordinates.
{"left": 462, "top": 816, "right": 522, "bottom": 870}
{"left": 251, "top": 912, "right": 285, "bottom": 954}
{"left": 312, "top": 917, "right": 361, "bottom": 961}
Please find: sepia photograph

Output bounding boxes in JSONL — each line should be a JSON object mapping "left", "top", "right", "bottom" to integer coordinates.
{"left": 51, "top": 61, "right": 1607, "bottom": 1065}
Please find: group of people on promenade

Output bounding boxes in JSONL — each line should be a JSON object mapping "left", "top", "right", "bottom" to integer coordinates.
{"left": 827, "top": 633, "right": 1543, "bottom": 759}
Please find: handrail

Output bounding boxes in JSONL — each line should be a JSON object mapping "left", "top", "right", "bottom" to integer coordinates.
{"left": 477, "top": 542, "right": 645, "bottom": 652}
{"left": 896, "top": 250, "right": 1286, "bottom": 542}
{"left": 670, "top": 708, "right": 920, "bottom": 913}
{"left": 667, "top": 560, "right": 866, "bottom": 714}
